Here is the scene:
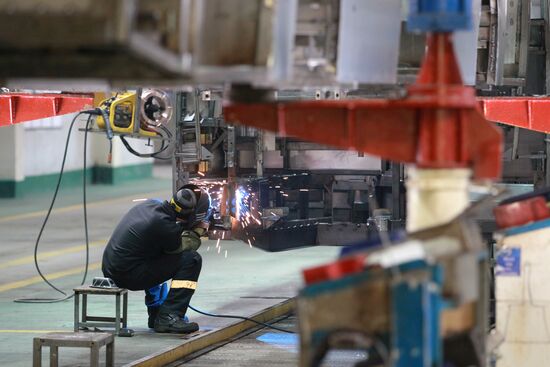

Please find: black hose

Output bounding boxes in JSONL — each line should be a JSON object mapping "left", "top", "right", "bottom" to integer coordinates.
{"left": 187, "top": 304, "right": 294, "bottom": 334}
{"left": 99, "top": 108, "right": 114, "bottom": 163}
{"left": 119, "top": 135, "right": 170, "bottom": 160}
{"left": 14, "top": 112, "right": 93, "bottom": 303}
{"left": 81, "top": 115, "right": 91, "bottom": 286}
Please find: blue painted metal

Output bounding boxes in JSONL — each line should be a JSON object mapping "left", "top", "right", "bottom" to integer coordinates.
{"left": 503, "top": 217, "right": 550, "bottom": 237}
{"left": 408, "top": 0, "right": 472, "bottom": 32}
{"left": 391, "top": 266, "right": 442, "bottom": 367}
{"left": 430, "top": 266, "right": 444, "bottom": 364}
{"left": 300, "top": 260, "right": 444, "bottom": 365}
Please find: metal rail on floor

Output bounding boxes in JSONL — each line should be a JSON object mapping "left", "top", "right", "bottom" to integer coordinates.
{"left": 124, "top": 299, "right": 295, "bottom": 367}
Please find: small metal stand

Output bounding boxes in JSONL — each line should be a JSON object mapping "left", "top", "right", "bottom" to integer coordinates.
{"left": 73, "top": 286, "right": 130, "bottom": 337}
{"left": 32, "top": 332, "right": 114, "bottom": 367}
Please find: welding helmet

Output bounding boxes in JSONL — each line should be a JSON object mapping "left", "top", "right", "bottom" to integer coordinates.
{"left": 170, "top": 184, "right": 211, "bottom": 221}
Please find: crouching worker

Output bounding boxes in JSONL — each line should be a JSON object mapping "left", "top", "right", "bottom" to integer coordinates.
{"left": 101, "top": 184, "right": 211, "bottom": 333}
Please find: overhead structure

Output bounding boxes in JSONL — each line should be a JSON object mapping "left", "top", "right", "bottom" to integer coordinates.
{"left": 223, "top": 1, "right": 501, "bottom": 366}
{"left": 480, "top": 97, "right": 550, "bottom": 133}
{"left": 0, "top": 93, "right": 93, "bottom": 126}
{"left": 224, "top": 33, "right": 503, "bottom": 180}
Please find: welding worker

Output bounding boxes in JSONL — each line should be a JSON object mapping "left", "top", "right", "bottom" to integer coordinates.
{"left": 101, "top": 184, "right": 211, "bottom": 334}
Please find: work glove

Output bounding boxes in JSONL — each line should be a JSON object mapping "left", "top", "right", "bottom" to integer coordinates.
{"left": 180, "top": 229, "right": 202, "bottom": 252}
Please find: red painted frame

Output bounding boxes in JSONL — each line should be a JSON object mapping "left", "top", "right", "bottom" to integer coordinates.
{"left": 480, "top": 97, "right": 550, "bottom": 133}
{"left": 225, "top": 34, "right": 503, "bottom": 180}
{"left": 0, "top": 93, "right": 94, "bottom": 127}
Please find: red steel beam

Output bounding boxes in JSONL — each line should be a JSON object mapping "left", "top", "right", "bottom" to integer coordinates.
{"left": 0, "top": 93, "right": 94, "bottom": 126}
{"left": 479, "top": 97, "right": 550, "bottom": 133}
{"left": 225, "top": 34, "right": 503, "bottom": 180}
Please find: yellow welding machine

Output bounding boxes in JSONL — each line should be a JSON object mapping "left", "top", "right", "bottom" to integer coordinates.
{"left": 96, "top": 92, "right": 157, "bottom": 137}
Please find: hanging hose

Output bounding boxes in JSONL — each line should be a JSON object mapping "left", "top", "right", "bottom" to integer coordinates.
{"left": 15, "top": 111, "right": 95, "bottom": 303}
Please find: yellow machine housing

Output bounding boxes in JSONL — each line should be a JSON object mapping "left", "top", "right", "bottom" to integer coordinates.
{"left": 96, "top": 92, "right": 157, "bottom": 137}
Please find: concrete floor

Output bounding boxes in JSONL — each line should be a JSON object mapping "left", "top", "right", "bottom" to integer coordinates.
{"left": 0, "top": 167, "right": 339, "bottom": 366}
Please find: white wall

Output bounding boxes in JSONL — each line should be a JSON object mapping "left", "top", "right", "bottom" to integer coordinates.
{"left": 112, "top": 137, "right": 154, "bottom": 167}
{"left": 19, "top": 112, "right": 154, "bottom": 178}
{"left": 23, "top": 113, "right": 94, "bottom": 177}
{"left": 0, "top": 124, "right": 24, "bottom": 181}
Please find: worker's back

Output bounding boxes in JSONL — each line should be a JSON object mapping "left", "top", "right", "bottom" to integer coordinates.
{"left": 102, "top": 200, "right": 185, "bottom": 274}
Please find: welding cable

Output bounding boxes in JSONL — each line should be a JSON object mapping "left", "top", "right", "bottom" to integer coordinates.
{"left": 149, "top": 125, "right": 174, "bottom": 160}
{"left": 187, "top": 305, "right": 294, "bottom": 334}
{"left": 119, "top": 134, "right": 171, "bottom": 160}
{"left": 14, "top": 111, "right": 95, "bottom": 303}
{"left": 118, "top": 121, "right": 173, "bottom": 161}
{"left": 81, "top": 114, "right": 92, "bottom": 287}
{"left": 97, "top": 108, "right": 114, "bottom": 163}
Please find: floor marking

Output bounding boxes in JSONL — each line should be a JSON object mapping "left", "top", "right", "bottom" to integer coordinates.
{"left": 0, "top": 190, "right": 169, "bottom": 223}
{"left": 0, "top": 240, "right": 106, "bottom": 270}
{"left": 0, "top": 262, "right": 101, "bottom": 293}
{"left": 0, "top": 330, "right": 67, "bottom": 334}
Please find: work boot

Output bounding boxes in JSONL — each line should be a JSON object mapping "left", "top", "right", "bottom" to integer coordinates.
{"left": 147, "top": 307, "right": 160, "bottom": 329}
{"left": 154, "top": 313, "right": 199, "bottom": 334}
{"left": 148, "top": 306, "right": 190, "bottom": 328}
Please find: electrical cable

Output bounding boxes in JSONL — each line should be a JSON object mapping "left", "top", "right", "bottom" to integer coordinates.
{"left": 15, "top": 111, "right": 95, "bottom": 303}
{"left": 81, "top": 114, "right": 92, "bottom": 287}
{"left": 187, "top": 304, "right": 294, "bottom": 334}
{"left": 119, "top": 135, "right": 171, "bottom": 160}
{"left": 119, "top": 118, "right": 173, "bottom": 160}
{"left": 99, "top": 108, "right": 114, "bottom": 163}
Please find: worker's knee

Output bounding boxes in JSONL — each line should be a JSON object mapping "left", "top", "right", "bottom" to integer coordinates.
{"left": 191, "top": 251, "right": 202, "bottom": 272}
{"left": 180, "top": 251, "right": 202, "bottom": 273}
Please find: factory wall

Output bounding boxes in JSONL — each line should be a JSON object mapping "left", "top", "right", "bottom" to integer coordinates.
{"left": 0, "top": 113, "right": 153, "bottom": 198}
{"left": 91, "top": 127, "right": 154, "bottom": 185}
{"left": 0, "top": 124, "right": 24, "bottom": 197}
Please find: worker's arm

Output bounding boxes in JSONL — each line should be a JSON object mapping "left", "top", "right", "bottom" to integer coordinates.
{"left": 163, "top": 206, "right": 212, "bottom": 254}
{"left": 180, "top": 229, "right": 202, "bottom": 252}
{"left": 165, "top": 225, "right": 206, "bottom": 254}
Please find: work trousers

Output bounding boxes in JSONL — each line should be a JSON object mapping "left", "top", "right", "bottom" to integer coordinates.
{"left": 103, "top": 251, "right": 202, "bottom": 317}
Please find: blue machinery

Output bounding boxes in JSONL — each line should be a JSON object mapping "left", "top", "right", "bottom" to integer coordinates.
{"left": 408, "top": 0, "right": 473, "bottom": 32}
{"left": 296, "top": 2, "right": 488, "bottom": 366}
{"left": 297, "top": 216, "right": 488, "bottom": 367}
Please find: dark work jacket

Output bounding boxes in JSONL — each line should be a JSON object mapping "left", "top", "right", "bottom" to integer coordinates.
{"left": 102, "top": 200, "right": 189, "bottom": 273}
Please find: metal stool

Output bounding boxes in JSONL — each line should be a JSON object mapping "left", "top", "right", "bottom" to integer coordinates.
{"left": 33, "top": 332, "right": 114, "bottom": 367}
{"left": 74, "top": 286, "right": 128, "bottom": 335}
